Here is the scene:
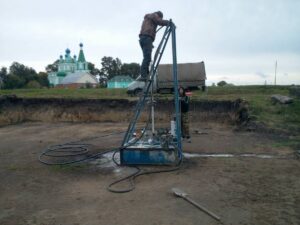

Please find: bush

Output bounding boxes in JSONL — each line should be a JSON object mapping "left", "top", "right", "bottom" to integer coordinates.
{"left": 37, "top": 72, "right": 50, "bottom": 87}
{"left": 289, "top": 86, "right": 300, "bottom": 98}
{"left": 217, "top": 80, "right": 227, "bottom": 87}
{"left": 26, "top": 80, "right": 41, "bottom": 89}
{"left": 85, "top": 82, "right": 92, "bottom": 89}
{"left": 3, "top": 75, "right": 25, "bottom": 89}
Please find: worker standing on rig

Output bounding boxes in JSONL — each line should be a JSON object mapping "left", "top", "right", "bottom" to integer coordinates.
{"left": 138, "top": 11, "right": 169, "bottom": 82}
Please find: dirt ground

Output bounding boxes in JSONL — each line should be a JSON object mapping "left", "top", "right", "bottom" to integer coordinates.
{"left": 0, "top": 122, "right": 299, "bottom": 225}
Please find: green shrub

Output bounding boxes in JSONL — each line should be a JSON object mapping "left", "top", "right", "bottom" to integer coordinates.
{"left": 26, "top": 80, "right": 41, "bottom": 89}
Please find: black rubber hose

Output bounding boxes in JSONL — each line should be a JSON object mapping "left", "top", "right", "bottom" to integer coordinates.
{"left": 38, "top": 131, "right": 126, "bottom": 165}
{"left": 107, "top": 157, "right": 182, "bottom": 193}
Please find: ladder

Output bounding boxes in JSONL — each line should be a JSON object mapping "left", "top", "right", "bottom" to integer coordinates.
{"left": 122, "top": 21, "right": 182, "bottom": 158}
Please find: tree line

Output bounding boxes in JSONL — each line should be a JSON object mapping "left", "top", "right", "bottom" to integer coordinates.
{"left": 0, "top": 57, "right": 140, "bottom": 89}
{"left": 0, "top": 62, "right": 49, "bottom": 89}
{"left": 98, "top": 57, "right": 140, "bottom": 80}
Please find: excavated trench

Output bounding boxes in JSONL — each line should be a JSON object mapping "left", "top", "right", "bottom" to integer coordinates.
{"left": 0, "top": 95, "right": 249, "bottom": 126}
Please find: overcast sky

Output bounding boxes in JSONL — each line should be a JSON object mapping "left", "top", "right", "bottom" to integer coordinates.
{"left": 0, "top": 0, "right": 299, "bottom": 85}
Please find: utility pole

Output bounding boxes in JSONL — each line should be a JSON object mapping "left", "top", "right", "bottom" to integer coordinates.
{"left": 274, "top": 60, "right": 277, "bottom": 86}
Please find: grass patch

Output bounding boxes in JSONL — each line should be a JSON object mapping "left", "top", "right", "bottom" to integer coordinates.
{"left": 7, "top": 165, "right": 19, "bottom": 171}
{"left": 50, "top": 163, "right": 89, "bottom": 172}
{"left": 192, "top": 85, "right": 290, "bottom": 100}
{"left": 192, "top": 85, "right": 300, "bottom": 133}
{"left": 0, "top": 88, "right": 130, "bottom": 99}
{"left": 272, "top": 136, "right": 300, "bottom": 149}
{"left": 6, "top": 164, "right": 35, "bottom": 171}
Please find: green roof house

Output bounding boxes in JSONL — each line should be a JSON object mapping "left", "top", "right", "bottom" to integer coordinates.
{"left": 48, "top": 43, "right": 90, "bottom": 86}
{"left": 107, "top": 75, "right": 134, "bottom": 88}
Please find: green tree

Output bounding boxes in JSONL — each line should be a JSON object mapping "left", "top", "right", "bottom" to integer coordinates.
{"left": 3, "top": 74, "right": 25, "bottom": 89}
{"left": 46, "top": 60, "right": 59, "bottom": 73}
{"left": 2, "top": 62, "right": 48, "bottom": 89}
{"left": 217, "top": 80, "right": 227, "bottom": 87}
{"left": 88, "top": 62, "right": 100, "bottom": 75}
{"left": 9, "top": 62, "right": 38, "bottom": 84}
{"left": 0, "top": 67, "right": 8, "bottom": 88}
{"left": 121, "top": 63, "right": 140, "bottom": 79}
{"left": 37, "top": 72, "right": 50, "bottom": 87}
{"left": 26, "top": 80, "right": 41, "bottom": 89}
{"left": 100, "top": 56, "right": 122, "bottom": 79}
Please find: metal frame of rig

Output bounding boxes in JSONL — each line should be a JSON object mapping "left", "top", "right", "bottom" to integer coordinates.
{"left": 120, "top": 20, "right": 183, "bottom": 165}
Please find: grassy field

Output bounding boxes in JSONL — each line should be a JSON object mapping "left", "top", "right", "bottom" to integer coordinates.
{"left": 193, "top": 85, "right": 300, "bottom": 135}
{"left": 0, "top": 88, "right": 129, "bottom": 99}
{"left": 0, "top": 86, "right": 299, "bottom": 135}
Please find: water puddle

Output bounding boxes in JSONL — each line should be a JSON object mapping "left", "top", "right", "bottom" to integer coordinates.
{"left": 89, "top": 151, "right": 140, "bottom": 176}
{"left": 89, "top": 151, "right": 121, "bottom": 173}
{"left": 183, "top": 152, "right": 291, "bottom": 159}
{"left": 89, "top": 151, "right": 294, "bottom": 174}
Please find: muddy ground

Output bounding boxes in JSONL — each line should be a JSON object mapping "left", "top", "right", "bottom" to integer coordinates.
{"left": 0, "top": 121, "right": 299, "bottom": 225}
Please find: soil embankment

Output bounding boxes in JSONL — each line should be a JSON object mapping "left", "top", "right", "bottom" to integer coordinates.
{"left": 0, "top": 95, "right": 248, "bottom": 126}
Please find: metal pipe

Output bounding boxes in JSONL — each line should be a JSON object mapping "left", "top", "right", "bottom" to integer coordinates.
{"left": 171, "top": 21, "right": 182, "bottom": 159}
{"left": 172, "top": 188, "right": 221, "bottom": 222}
{"left": 151, "top": 73, "right": 155, "bottom": 134}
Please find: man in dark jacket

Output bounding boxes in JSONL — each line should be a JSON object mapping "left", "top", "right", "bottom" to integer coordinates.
{"left": 179, "top": 87, "right": 190, "bottom": 140}
{"left": 139, "top": 11, "right": 169, "bottom": 81}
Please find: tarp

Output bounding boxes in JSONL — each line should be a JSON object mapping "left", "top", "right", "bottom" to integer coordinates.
{"left": 157, "top": 62, "right": 206, "bottom": 82}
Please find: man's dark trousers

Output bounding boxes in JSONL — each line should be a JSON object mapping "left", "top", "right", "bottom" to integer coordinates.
{"left": 139, "top": 35, "right": 153, "bottom": 79}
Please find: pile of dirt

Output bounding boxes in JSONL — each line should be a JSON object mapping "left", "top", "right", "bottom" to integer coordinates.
{"left": 0, "top": 95, "right": 249, "bottom": 126}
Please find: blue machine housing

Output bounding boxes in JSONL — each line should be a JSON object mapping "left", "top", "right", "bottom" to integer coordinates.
{"left": 120, "top": 144, "right": 178, "bottom": 165}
